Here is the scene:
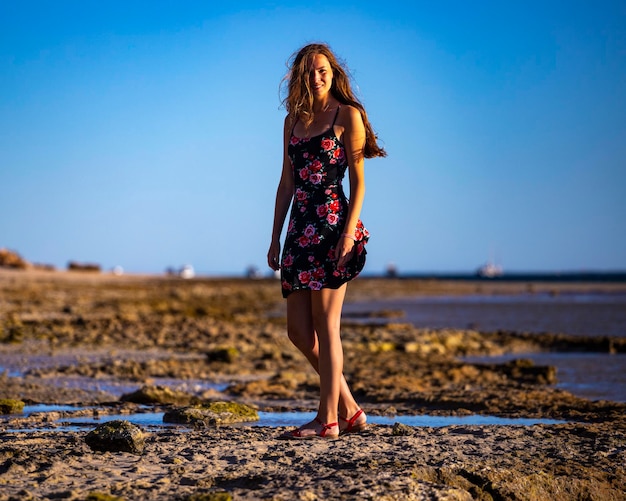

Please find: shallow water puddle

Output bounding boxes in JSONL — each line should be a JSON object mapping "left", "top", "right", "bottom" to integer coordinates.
{"left": 24, "top": 404, "right": 92, "bottom": 414}
{"left": 254, "top": 411, "right": 565, "bottom": 427}
{"left": 462, "top": 353, "right": 626, "bottom": 403}
{"left": 2, "top": 409, "right": 565, "bottom": 433}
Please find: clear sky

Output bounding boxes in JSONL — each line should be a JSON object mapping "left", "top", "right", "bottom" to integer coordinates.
{"left": 1, "top": 1, "right": 625, "bottom": 276}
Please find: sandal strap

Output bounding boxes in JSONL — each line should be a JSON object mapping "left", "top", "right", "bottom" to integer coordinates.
{"left": 314, "top": 418, "right": 339, "bottom": 437}
{"left": 339, "top": 408, "right": 363, "bottom": 431}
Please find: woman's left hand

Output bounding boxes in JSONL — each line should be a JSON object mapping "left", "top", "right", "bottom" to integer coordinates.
{"left": 335, "top": 236, "right": 355, "bottom": 268}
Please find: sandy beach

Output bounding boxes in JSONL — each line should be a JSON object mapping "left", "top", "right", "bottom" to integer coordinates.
{"left": 1, "top": 269, "right": 625, "bottom": 500}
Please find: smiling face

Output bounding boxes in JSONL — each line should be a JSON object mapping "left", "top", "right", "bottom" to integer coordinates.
{"left": 308, "top": 54, "right": 333, "bottom": 99}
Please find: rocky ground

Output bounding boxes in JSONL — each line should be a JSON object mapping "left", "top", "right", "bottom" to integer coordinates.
{"left": 0, "top": 269, "right": 625, "bottom": 500}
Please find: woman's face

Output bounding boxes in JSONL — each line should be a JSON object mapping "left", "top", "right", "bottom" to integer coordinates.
{"left": 308, "top": 54, "right": 333, "bottom": 99}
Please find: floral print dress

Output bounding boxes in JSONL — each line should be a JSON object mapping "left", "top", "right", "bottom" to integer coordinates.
{"left": 280, "top": 108, "right": 369, "bottom": 298}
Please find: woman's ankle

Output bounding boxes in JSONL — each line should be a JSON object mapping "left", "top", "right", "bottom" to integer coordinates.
{"left": 339, "top": 404, "right": 362, "bottom": 420}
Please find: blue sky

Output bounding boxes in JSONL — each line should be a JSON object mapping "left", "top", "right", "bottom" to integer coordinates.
{"left": 1, "top": 1, "right": 625, "bottom": 275}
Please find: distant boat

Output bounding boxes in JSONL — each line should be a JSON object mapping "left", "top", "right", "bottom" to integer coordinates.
{"left": 179, "top": 264, "right": 195, "bottom": 279}
{"left": 476, "top": 261, "right": 503, "bottom": 278}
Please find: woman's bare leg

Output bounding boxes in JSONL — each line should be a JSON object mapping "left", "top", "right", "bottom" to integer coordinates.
{"left": 286, "top": 287, "right": 363, "bottom": 432}
{"left": 310, "top": 285, "right": 346, "bottom": 427}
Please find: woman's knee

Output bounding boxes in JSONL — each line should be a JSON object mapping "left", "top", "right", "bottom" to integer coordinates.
{"left": 287, "top": 322, "right": 315, "bottom": 352}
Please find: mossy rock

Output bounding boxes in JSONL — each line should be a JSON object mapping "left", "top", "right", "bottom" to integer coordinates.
{"left": 120, "top": 385, "right": 196, "bottom": 405}
{"left": 85, "top": 420, "right": 145, "bottom": 454}
{"left": 163, "top": 401, "right": 258, "bottom": 427}
{"left": 0, "top": 399, "right": 25, "bottom": 414}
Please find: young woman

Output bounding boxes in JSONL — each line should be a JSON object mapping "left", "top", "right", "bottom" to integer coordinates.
{"left": 267, "top": 43, "right": 386, "bottom": 439}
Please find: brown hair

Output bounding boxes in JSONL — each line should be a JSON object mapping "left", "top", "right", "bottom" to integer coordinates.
{"left": 281, "top": 43, "right": 386, "bottom": 159}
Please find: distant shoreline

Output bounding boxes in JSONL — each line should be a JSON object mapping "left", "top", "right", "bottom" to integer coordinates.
{"left": 361, "top": 271, "right": 626, "bottom": 283}
{"left": 3, "top": 266, "right": 626, "bottom": 281}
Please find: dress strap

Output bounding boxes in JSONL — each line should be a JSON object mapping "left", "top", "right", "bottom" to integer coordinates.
{"left": 331, "top": 106, "right": 341, "bottom": 126}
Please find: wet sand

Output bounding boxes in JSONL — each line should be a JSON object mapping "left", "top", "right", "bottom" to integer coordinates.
{"left": 0, "top": 269, "right": 625, "bottom": 500}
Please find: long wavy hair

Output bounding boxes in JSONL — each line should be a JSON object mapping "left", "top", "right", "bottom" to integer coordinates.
{"left": 281, "top": 43, "right": 386, "bottom": 159}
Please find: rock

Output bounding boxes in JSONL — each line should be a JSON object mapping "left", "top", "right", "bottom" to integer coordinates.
{"left": 120, "top": 385, "right": 196, "bottom": 405}
{"left": 0, "top": 317, "right": 24, "bottom": 344}
{"left": 501, "top": 358, "right": 558, "bottom": 385}
{"left": 186, "top": 493, "right": 233, "bottom": 501}
{"left": 0, "top": 248, "right": 29, "bottom": 269}
{"left": 163, "top": 401, "right": 259, "bottom": 427}
{"left": 85, "top": 492, "right": 124, "bottom": 501}
{"left": 368, "top": 341, "right": 397, "bottom": 353}
{"left": 0, "top": 398, "right": 25, "bottom": 414}
{"left": 206, "top": 347, "right": 239, "bottom": 364}
{"left": 392, "top": 422, "right": 414, "bottom": 436}
{"left": 85, "top": 420, "right": 146, "bottom": 454}
{"left": 67, "top": 261, "right": 101, "bottom": 272}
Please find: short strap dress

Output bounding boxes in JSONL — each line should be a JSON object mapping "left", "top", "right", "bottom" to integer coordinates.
{"left": 280, "top": 107, "right": 369, "bottom": 298}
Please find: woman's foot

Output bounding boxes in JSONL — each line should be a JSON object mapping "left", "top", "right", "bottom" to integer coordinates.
{"left": 280, "top": 418, "right": 339, "bottom": 440}
{"left": 339, "top": 408, "right": 367, "bottom": 434}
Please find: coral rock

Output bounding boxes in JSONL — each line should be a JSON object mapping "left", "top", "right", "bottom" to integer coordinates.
{"left": 163, "top": 401, "right": 259, "bottom": 427}
{"left": 85, "top": 420, "right": 146, "bottom": 454}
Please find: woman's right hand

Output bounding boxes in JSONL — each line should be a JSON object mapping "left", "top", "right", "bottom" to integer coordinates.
{"left": 267, "top": 241, "right": 281, "bottom": 271}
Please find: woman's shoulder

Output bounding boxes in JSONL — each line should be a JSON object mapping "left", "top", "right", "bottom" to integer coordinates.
{"left": 283, "top": 113, "right": 297, "bottom": 135}
{"left": 338, "top": 104, "right": 360, "bottom": 116}
{"left": 337, "top": 104, "right": 364, "bottom": 128}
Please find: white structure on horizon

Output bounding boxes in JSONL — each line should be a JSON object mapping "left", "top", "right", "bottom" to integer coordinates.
{"left": 476, "top": 261, "right": 503, "bottom": 278}
{"left": 179, "top": 264, "right": 195, "bottom": 279}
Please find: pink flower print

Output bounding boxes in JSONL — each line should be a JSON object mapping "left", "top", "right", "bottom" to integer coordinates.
{"left": 313, "top": 267, "right": 325, "bottom": 279}
{"left": 309, "top": 160, "right": 323, "bottom": 172}
{"left": 311, "top": 235, "right": 321, "bottom": 245}
{"left": 288, "top": 220, "right": 295, "bottom": 232}
{"left": 309, "top": 280, "right": 323, "bottom": 290}
{"left": 329, "top": 200, "right": 340, "bottom": 213}
{"left": 325, "top": 189, "right": 332, "bottom": 195}
{"left": 333, "top": 148, "right": 344, "bottom": 159}
{"left": 304, "top": 224, "right": 316, "bottom": 237}
{"left": 298, "top": 271, "right": 312, "bottom": 284}
{"left": 356, "top": 221, "right": 370, "bottom": 240}
{"left": 290, "top": 136, "right": 300, "bottom": 146}
{"left": 299, "top": 168, "right": 309, "bottom": 180}
{"left": 298, "top": 236, "right": 310, "bottom": 247}
{"left": 283, "top": 254, "right": 293, "bottom": 267}
{"left": 309, "top": 173, "right": 322, "bottom": 185}
{"left": 316, "top": 205, "right": 329, "bottom": 218}
{"left": 326, "top": 213, "right": 339, "bottom": 225}
{"left": 282, "top": 280, "right": 292, "bottom": 290}
{"left": 308, "top": 255, "right": 315, "bottom": 262}
{"left": 321, "top": 138, "right": 335, "bottom": 150}
{"left": 296, "top": 188, "right": 307, "bottom": 201}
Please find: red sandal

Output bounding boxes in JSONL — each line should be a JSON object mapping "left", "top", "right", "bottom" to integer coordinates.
{"left": 339, "top": 408, "right": 367, "bottom": 435}
{"left": 281, "top": 418, "right": 339, "bottom": 440}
